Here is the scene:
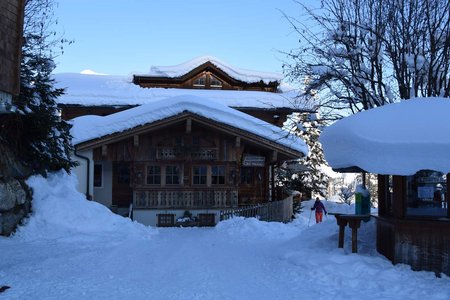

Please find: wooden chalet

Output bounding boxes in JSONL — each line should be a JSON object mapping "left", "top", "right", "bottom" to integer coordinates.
{"left": 58, "top": 56, "right": 308, "bottom": 127}
{"left": 72, "top": 96, "right": 307, "bottom": 227}
{"left": 320, "top": 98, "right": 450, "bottom": 276}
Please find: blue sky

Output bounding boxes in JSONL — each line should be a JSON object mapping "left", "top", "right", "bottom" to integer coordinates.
{"left": 52, "top": 0, "right": 309, "bottom": 76}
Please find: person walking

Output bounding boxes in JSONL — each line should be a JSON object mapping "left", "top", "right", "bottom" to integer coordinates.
{"left": 311, "top": 197, "right": 327, "bottom": 223}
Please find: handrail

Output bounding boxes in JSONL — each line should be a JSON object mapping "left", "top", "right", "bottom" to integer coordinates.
{"left": 128, "top": 203, "right": 133, "bottom": 220}
{"left": 220, "top": 196, "right": 293, "bottom": 223}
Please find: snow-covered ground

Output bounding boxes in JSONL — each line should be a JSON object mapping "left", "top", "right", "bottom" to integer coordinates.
{"left": 1, "top": 172, "right": 449, "bottom": 300}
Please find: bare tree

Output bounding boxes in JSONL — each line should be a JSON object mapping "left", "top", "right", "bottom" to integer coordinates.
{"left": 385, "top": 0, "right": 450, "bottom": 99}
{"left": 283, "top": 0, "right": 450, "bottom": 119}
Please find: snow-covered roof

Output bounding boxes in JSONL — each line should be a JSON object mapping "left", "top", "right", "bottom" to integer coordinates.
{"left": 320, "top": 97, "right": 450, "bottom": 175}
{"left": 137, "top": 56, "right": 283, "bottom": 84}
{"left": 71, "top": 95, "right": 308, "bottom": 156}
{"left": 54, "top": 73, "right": 310, "bottom": 110}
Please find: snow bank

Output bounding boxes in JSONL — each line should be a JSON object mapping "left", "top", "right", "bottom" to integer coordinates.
{"left": 141, "top": 56, "right": 283, "bottom": 84}
{"left": 2, "top": 197, "right": 449, "bottom": 299}
{"left": 215, "top": 217, "right": 301, "bottom": 242}
{"left": 320, "top": 97, "right": 450, "bottom": 175}
{"left": 71, "top": 95, "right": 308, "bottom": 156}
{"left": 15, "top": 171, "right": 156, "bottom": 240}
{"left": 215, "top": 200, "right": 357, "bottom": 242}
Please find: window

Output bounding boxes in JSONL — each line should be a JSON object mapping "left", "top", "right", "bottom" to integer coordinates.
{"left": 212, "top": 166, "right": 225, "bottom": 185}
{"left": 193, "top": 166, "right": 207, "bottom": 185}
{"left": 166, "top": 165, "right": 180, "bottom": 185}
{"left": 193, "top": 75, "right": 206, "bottom": 87}
{"left": 117, "top": 164, "right": 130, "bottom": 184}
{"left": 158, "top": 214, "right": 175, "bottom": 227}
{"left": 192, "top": 136, "right": 200, "bottom": 146}
{"left": 240, "top": 167, "right": 253, "bottom": 185}
{"left": 94, "top": 163, "right": 102, "bottom": 187}
{"left": 175, "top": 136, "right": 183, "bottom": 146}
{"left": 146, "top": 166, "right": 161, "bottom": 185}
{"left": 406, "top": 170, "right": 447, "bottom": 217}
{"left": 210, "top": 76, "right": 222, "bottom": 88}
{"left": 198, "top": 214, "right": 216, "bottom": 226}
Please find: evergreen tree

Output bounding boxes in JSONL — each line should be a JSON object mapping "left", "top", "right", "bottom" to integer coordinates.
{"left": 8, "top": 0, "right": 75, "bottom": 175}
{"left": 281, "top": 112, "right": 330, "bottom": 198}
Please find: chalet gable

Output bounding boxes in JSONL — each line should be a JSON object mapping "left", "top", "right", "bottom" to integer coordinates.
{"left": 133, "top": 57, "right": 281, "bottom": 92}
{"left": 72, "top": 96, "right": 307, "bottom": 160}
{"left": 75, "top": 111, "right": 304, "bottom": 161}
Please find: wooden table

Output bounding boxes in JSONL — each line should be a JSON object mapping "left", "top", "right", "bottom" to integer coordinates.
{"left": 329, "top": 213, "right": 371, "bottom": 253}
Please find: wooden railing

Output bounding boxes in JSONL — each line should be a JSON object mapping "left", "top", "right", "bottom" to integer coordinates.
{"left": 220, "top": 196, "right": 293, "bottom": 223}
{"left": 133, "top": 188, "right": 238, "bottom": 209}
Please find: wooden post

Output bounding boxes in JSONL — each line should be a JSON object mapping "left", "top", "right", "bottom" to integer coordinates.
{"left": 235, "top": 136, "right": 240, "bottom": 148}
{"left": 447, "top": 173, "right": 450, "bottom": 218}
{"left": 270, "top": 164, "right": 274, "bottom": 202}
{"left": 348, "top": 219, "right": 362, "bottom": 253}
{"left": 336, "top": 217, "right": 347, "bottom": 248}
{"left": 392, "top": 176, "right": 406, "bottom": 219}
{"left": 186, "top": 118, "right": 192, "bottom": 133}
{"left": 133, "top": 135, "right": 139, "bottom": 147}
{"left": 271, "top": 151, "right": 277, "bottom": 162}
{"left": 378, "top": 175, "right": 387, "bottom": 216}
{"left": 101, "top": 144, "right": 107, "bottom": 157}
{"left": 351, "top": 226, "right": 358, "bottom": 253}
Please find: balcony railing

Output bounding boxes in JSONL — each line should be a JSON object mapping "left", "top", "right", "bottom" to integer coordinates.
{"left": 134, "top": 188, "right": 238, "bottom": 209}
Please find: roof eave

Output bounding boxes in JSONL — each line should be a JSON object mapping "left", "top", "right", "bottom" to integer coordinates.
{"left": 75, "top": 112, "right": 304, "bottom": 160}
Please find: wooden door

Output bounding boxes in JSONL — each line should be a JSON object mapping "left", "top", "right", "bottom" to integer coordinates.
{"left": 112, "top": 162, "right": 133, "bottom": 208}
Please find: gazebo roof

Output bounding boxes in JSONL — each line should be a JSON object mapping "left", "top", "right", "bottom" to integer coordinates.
{"left": 320, "top": 97, "right": 450, "bottom": 175}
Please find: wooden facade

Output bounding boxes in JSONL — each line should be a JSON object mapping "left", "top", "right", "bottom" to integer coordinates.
{"left": 0, "top": 0, "right": 25, "bottom": 97}
{"left": 78, "top": 113, "right": 302, "bottom": 215}
{"left": 376, "top": 174, "right": 450, "bottom": 276}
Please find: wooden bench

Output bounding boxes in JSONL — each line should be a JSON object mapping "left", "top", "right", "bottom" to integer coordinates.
{"left": 329, "top": 213, "right": 371, "bottom": 253}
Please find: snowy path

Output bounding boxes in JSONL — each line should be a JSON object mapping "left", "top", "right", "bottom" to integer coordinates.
{"left": 1, "top": 173, "right": 449, "bottom": 300}
{"left": 0, "top": 226, "right": 298, "bottom": 299}
{"left": 1, "top": 218, "right": 450, "bottom": 300}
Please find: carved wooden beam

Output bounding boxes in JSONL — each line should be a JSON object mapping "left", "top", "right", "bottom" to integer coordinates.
{"left": 101, "top": 144, "right": 107, "bottom": 157}
{"left": 186, "top": 118, "right": 192, "bottom": 133}
{"left": 235, "top": 136, "right": 240, "bottom": 148}
{"left": 272, "top": 151, "right": 278, "bottom": 162}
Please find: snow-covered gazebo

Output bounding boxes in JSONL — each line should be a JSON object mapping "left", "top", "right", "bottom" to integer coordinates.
{"left": 320, "top": 97, "right": 450, "bottom": 276}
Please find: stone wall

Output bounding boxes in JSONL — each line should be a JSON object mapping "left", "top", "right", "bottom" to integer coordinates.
{"left": 0, "top": 142, "right": 32, "bottom": 236}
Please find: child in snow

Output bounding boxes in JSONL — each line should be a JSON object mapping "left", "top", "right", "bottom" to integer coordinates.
{"left": 311, "top": 197, "right": 327, "bottom": 223}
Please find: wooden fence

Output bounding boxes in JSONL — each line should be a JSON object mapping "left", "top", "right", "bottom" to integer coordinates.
{"left": 220, "top": 196, "right": 293, "bottom": 223}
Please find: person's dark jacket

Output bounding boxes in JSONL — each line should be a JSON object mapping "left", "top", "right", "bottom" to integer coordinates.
{"left": 311, "top": 200, "right": 327, "bottom": 214}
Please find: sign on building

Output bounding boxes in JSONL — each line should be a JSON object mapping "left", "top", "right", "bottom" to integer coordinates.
{"left": 242, "top": 154, "right": 265, "bottom": 167}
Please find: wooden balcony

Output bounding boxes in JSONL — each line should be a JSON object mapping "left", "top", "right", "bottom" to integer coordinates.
{"left": 133, "top": 188, "right": 238, "bottom": 209}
